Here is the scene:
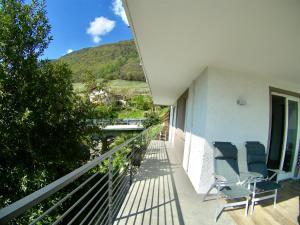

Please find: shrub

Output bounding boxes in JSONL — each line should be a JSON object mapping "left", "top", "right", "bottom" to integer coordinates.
{"left": 142, "top": 111, "right": 161, "bottom": 128}
{"left": 130, "top": 95, "right": 153, "bottom": 111}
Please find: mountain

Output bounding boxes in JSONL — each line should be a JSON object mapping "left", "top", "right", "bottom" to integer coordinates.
{"left": 58, "top": 40, "right": 145, "bottom": 82}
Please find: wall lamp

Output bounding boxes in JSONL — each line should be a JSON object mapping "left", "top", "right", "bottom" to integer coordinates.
{"left": 237, "top": 97, "right": 247, "bottom": 106}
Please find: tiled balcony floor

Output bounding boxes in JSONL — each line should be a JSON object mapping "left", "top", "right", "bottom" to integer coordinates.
{"left": 113, "top": 140, "right": 300, "bottom": 225}
{"left": 228, "top": 179, "right": 300, "bottom": 225}
{"left": 114, "top": 140, "right": 234, "bottom": 225}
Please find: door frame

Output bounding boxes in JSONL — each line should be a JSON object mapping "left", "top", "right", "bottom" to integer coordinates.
{"left": 268, "top": 87, "right": 300, "bottom": 180}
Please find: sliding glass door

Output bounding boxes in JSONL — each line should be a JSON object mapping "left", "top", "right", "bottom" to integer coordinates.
{"left": 268, "top": 93, "right": 300, "bottom": 180}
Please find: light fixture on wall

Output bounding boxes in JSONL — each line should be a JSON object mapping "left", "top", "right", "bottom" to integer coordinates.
{"left": 237, "top": 97, "right": 247, "bottom": 106}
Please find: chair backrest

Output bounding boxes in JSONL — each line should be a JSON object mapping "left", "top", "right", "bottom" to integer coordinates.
{"left": 245, "top": 141, "right": 268, "bottom": 178}
{"left": 213, "top": 142, "right": 240, "bottom": 182}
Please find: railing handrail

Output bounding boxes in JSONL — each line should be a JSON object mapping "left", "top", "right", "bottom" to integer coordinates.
{"left": 87, "top": 118, "right": 145, "bottom": 126}
{"left": 0, "top": 128, "right": 150, "bottom": 224}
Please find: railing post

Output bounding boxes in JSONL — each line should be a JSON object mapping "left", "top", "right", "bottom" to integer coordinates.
{"left": 108, "top": 156, "right": 113, "bottom": 225}
{"left": 129, "top": 142, "right": 134, "bottom": 186}
{"left": 141, "top": 133, "right": 145, "bottom": 153}
{"left": 129, "top": 164, "right": 133, "bottom": 186}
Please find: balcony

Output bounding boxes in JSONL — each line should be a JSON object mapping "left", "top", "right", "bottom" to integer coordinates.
{"left": 0, "top": 128, "right": 299, "bottom": 225}
{"left": 114, "top": 140, "right": 234, "bottom": 225}
{"left": 115, "top": 141, "right": 300, "bottom": 225}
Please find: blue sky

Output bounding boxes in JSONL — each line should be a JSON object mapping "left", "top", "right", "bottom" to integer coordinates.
{"left": 41, "top": 0, "right": 132, "bottom": 59}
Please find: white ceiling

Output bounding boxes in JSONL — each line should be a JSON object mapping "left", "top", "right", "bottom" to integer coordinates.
{"left": 124, "top": 0, "right": 300, "bottom": 105}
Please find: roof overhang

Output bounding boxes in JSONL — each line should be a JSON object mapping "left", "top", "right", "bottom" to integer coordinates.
{"left": 124, "top": 0, "right": 300, "bottom": 105}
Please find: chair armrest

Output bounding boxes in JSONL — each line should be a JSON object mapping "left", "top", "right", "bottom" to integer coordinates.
{"left": 212, "top": 173, "right": 238, "bottom": 187}
{"left": 213, "top": 173, "right": 226, "bottom": 182}
{"left": 216, "top": 180, "right": 239, "bottom": 187}
{"left": 267, "top": 169, "right": 285, "bottom": 174}
{"left": 239, "top": 172, "right": 266, "bottom": 185}
{"left": 240, "top": 171, "right": 263, "bottom": 180}
{"left": 268, "top": 169, "right": 285, "bottom": 180}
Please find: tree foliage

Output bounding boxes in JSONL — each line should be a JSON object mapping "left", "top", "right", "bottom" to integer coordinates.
{"left": 0, "top": 0, "right": 90, "bottom": 207}
{"left": 81, "top": 70, "right": 97, "bottom": 93}
{"left": 142, "top": 111, "right": 161, "bottom": 128}
{"left": 129, "top": 95, "right": 153, "bottom": 111}
{"left": 0, "top": 2, "right": 163, "bottom": 224}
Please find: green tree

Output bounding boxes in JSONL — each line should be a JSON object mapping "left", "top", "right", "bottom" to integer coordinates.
{"left": 81, "top": 70, "right": 97, "bottom": 93}
{"left": 130, "top": 95, "right": 153, "bottom": 110}
{"left": 0, "top": 0, "right": 90, "bottom": 208}
{"left": 142, "top": 111, "right": 161, "bottom": 128}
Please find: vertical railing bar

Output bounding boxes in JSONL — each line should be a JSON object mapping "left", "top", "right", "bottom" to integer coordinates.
{"left": 29, "top": 172, "right": 100, "bottom": 225}
{"left": 108, "top": 156, "right": 113, "bottom": 225}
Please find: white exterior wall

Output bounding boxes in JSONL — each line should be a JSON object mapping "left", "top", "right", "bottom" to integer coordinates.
{"left": 205, "top": 68, "right": 270, "bottom": 173}
{"left": 182, "top": 69, "right": 211, "bottom": 192}
{"left": 183, "top": 66, "right": 300, "bottom": 193}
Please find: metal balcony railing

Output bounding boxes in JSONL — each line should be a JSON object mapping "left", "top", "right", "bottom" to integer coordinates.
{"left": 87, "top": 118, "right": 145, "bottom": 127}
{"left": 0, "top": 126, "right": 161, "bottom": 225}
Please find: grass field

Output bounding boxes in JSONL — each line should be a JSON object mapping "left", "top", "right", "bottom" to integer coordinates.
{"left": 108, "top": 80, "right": 150, "bottom": 96}
{"left": 73, "top": 82, "right": 85, "bottom": 93}
{"left": 117, "top": 109, "right": 145, "bottom": 119}
{"left": 73, "top": 79, "right": 150, "bottom": 96}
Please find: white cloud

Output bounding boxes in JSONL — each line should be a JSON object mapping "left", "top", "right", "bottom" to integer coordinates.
{"left": 87, "top": 17, "right": 115, "bottom": 43}
{"left": 112, "top": 0, "right": 129, "bottom": 26}
{"left": 66, "top": 49, "right": 73, "bottom": 54}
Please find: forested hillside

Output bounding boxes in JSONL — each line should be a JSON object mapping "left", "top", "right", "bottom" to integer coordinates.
{"left": 58, "top": 40, "right": 145, "bottom": 82}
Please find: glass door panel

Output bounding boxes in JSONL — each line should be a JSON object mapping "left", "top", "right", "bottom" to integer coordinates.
{"left": 282, "top": 100, "right": 298, "bottom": 172}
{"left": 268, "top": 95, "right": 286, "bottom": 169}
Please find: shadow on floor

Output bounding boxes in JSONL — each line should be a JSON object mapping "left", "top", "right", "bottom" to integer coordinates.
{"left": 114, "top": 141, "right": 185, "bottom": 225}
